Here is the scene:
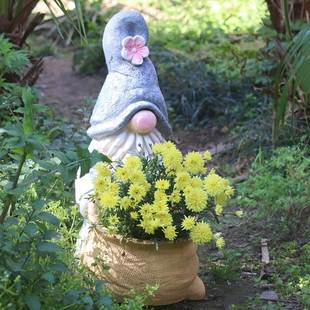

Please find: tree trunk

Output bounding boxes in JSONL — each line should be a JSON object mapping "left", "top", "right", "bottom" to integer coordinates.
{"left": 266, "top": 0, "right": 310, "bottom": 33}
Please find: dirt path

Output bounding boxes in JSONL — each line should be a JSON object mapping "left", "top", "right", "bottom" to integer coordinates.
{"left": 36, "top": 56, "right": 104, "bottom": 120}
{"left": 36, "top": 56, "right": 262, "bottom": 309}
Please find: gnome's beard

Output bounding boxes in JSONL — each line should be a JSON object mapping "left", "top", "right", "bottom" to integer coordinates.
{"left": 88, "top": 128, "right": 164, "bottom": 161}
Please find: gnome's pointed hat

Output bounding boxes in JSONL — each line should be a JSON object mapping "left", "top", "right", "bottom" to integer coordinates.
{"left": 87, "top": 10, "right": 172, "bottom": 140}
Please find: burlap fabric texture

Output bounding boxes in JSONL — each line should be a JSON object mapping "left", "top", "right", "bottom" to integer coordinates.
{"left": 80, "top": 226, "right": 206, "bottom": 306}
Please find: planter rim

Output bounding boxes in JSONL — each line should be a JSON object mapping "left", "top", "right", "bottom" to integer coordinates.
{"left": 94, "top": 225, "right": 192, "bottom": 246}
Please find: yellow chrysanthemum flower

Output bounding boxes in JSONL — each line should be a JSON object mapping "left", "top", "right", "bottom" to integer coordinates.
{"left": 130, "top": 211, "right": 139, "bottom": 220}
{"left": 108, "top": 215, "right": 120, "bottom": 225}
{"left": 120, "top": 196, "right": 131, "bottom": 209}
{"left": 139, "top": 219, "right": 155, "bottom": 234}
{"left": 216, "top": 237, "right": 225, "bottom": 249}
{"left": 215, "top": 192, "right": 227, "bottom": 205}
{"left": 98, "top": 192, "right": 118, "bottom": 209}
{"left": 158, "top": 213, "right": 173, "bottom": 227}
{"left": 155, "top": 179, "right": 170, "bottom": 191}
{"left": 124, "top": 156, "right": 142, "bottom": 170}
{"left": 106, "top": 181, "right": 119, "bottom": 195}
{"left": 129, "top": 169, "right": 147, "bottom": 184}
{"left": 190, "top": 176, "right": 204, "bottom": 188}
{"left": 152, "top": 143, "right": 166, "bottom": 154}
{"left": 94, "top": 177, "right": 108, "bottom": 193}
{"left": 115, "top": 167, "right": 129, "bottom": 181}
{"left": 152, "top": 202, "right": 169, "bottom": 214}
{"left": 184, "top": 151, "right": 206, "bottom": 174}
{"left": 190, "top": 222, "right": 213, "bottom": 245}
{"left": 128, "top": 183, "right": 146, "bottom": 202}
{"left": 151, "top": 218, "right": 161, "bottom": 228}
{"left": 162, "top": 149, "right": 183, "bottom": 173}
{"left": 153, "top": 141, "right": 177, "bottom": 154}
{"left": 139, "top": 203, "right": 153, "bottom": 217}
{"left": 154, "top": 191, "right": 168, "bottom": 205}
{"left": 215, "top": 204, "right": 223, "bottom": 216}
{"left": 203, "top": 150, "right": 212, "bottom": 161}
{"left": 184, "top": 187, "right": 208, "bottom": 212}
{"left": 169, "top": 190, "right": 181, "bottom": 204}
{"left": 235, "top": 210, "right": 244, "bottom": 218}
{"left": 95, "top": 162, "right": 111, "bottom": 177}
{"left": 107, "top": 225, "right": 117, "bottom": 235}
{"left": 204, "top": 170, "right": 225, "bottom": 197}
{"left": 225, "top": 185, "right": 235, "bottom": 198}
{"left": 181, "top": 216, "right": 196, "bottom": 230}
{"left": 175, "top": 172, "right": 191, "bottom": 189}
{"left": 163, "top": 225, "right": 177, "bottom": 241}
{"left": 163, "top": 141, "right": 178, "bottom": 150}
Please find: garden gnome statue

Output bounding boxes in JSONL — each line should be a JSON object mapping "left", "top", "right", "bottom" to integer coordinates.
{"left": 75, "top": 10, "right": 205, "bottom": 305}
{"left": 75, "top": 10, "right": 172, "bottom": 254}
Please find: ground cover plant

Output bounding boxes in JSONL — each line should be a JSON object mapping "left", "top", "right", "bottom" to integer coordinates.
{"left": 229, "top": 145, "right": 310, "bottom": 309}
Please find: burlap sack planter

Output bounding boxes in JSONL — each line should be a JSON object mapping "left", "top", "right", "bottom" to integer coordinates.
{"left": 80, "top": 226, "right": 206, "bottom": 306}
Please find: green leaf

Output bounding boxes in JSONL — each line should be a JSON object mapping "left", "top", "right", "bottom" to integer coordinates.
{"left": 24, "top": 223, "right": 38, "bottom": 237}
{"left": 90, "top": 150, "right": 111, "bottom": 167}
{"left": 5, "top": 217, "right": 19, "bottom": 226}
{"left": 296, "top": 57, "right": 310, "bottom": 93}
{"left": 5, "top": 257, "right": 22, "bottom": 272}
{"left": 37, "top": 212, "right": 60, "bottom": 226}
{"left": 41, "top": 272, "right": 55, "bottom": 284}
{"left": 95, "top": 279, "right": 106, "bottom": 293}
{"left": 276, "top": 84, "right": 289, "bottom": 128}
{"left": 24, "top": 294, "right": 41, "bottom": 310}
{"left": 32, "top": 199, "right": 45, "bottom": 210}
{"left": 37, "top": 242, "right": 61, "bottom": 254}
{"left": 50, "top": 261, "right": 68, "bottom": 273}
{"left": 99, "top": 296, "right": 112, "bottom": 306}
{"left": 22, "top": 87, "right": 36, "bottom": 137}
{"left": 43, "top": 229, "right": 60, "bottom": 240}
{"left": 82, "top": 296, "right": 93, "bottom": 307}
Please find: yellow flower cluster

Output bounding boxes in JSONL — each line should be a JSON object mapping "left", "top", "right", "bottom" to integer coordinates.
{"left": 93, "top": 141, "right": 233, "bottom": 246}
{"left": 190, "top": 222, "right": 213, "bottom": 245}
{"left": 214, "top": 233, "right": 225, "bottom": 249}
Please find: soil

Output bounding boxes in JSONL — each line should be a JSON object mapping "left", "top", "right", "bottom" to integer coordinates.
{"left": 36, "top": 56, "right": 104, "bottom": 121}
{"left": 36, "top": 55, "right": 270, "bottom": 310}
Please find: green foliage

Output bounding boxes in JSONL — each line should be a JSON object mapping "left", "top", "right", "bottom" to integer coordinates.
{"left": 235, "top": 146, "right": 310, "bottom": 237}
{"left": 71, "top": 1, "right": 119, "bottom": 74}
{"left": 0, "top": 42, "right": 147, "bottom": 309}
{"left": 271, "top": 241, "right": 310, "bottom": 307}
{"left": 151, "top": 48, "right": 256, "bottom": 129}
{"left": 0, "top": 35, "right": 30, "bottom": 123}
{"left": 207, "top": 249, "right": 242, "bottom": 281}
{"left": 0, "top": 35, "right": 28, "bottom": 77}
{"left": 229, "top": 146, "right": 310, "bottom": 307}
{"left": 273, "top": 22, "right": 310, "bottom": 140}
{"left": 145, "top": 0, "right": 267, "bottom": 52}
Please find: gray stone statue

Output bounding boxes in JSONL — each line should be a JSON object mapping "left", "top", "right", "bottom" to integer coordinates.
{"left": 75, "top": 10, "right": 172, "bottom": 255}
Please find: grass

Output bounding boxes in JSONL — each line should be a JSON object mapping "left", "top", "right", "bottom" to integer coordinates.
{"left": 230, "top": 145, "right": 310, "bottom": 308}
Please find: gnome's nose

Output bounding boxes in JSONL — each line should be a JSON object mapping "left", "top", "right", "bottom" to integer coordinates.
{"left": 128, "top": 110, "right": 157, "bottom": 134}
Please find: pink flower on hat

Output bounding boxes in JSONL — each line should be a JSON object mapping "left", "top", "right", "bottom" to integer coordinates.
{"left": 121, "top": 35, "right": 149, "bottom": 65}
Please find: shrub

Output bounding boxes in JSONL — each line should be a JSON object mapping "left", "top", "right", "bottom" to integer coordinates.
{"left": 0, "top": 39, "right": 147, "bottom": 309}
